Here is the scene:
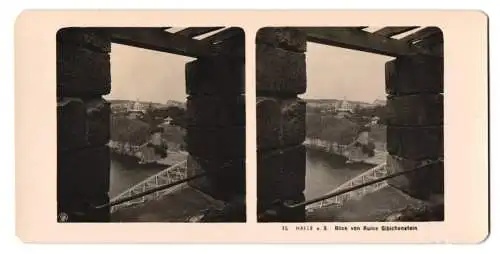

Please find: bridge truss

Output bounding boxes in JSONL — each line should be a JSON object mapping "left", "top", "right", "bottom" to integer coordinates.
{"left": 306, "top": 162, "right": 388, "bottom": 210}
{"left": 110, "top": 160, "right": 188, "bottom": 213}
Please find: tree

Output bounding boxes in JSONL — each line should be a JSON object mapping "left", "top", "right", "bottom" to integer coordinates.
{"left": 144, "top": 105, "right": 187, "bottom": 128}
{"left": 110, "top": 115, "right": 151, "bottom": 145}
{"left": 306, "top": 112, "right": 359, "bottom": 145}
{"left": 353, "top": 104, "right": 362, "bottom": 114}
{"left": 165, "top": 106, "right": 187, "bottom": 128}
{"left": 355, "top": 105, "right": 387, "bottom": 125}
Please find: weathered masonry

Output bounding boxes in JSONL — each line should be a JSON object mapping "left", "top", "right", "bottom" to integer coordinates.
{"left": 256, "top": 28, "right": 308, "bottom": 221}
{"left": 57, "top": 27, "right": 245, "bottom": 222}
{"left": 256, "top": 27, "right": 444, "bottom": 222}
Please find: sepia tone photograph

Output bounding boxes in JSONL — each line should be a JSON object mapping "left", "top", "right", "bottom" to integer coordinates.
{"left": 16, "top": 10, "right": 488, "bottom": 243}
{"left": 256, "top": 26, "right": 444, "bottom": 222}
{"left": 57, "top": 27, "right": 246, "bottom": 223}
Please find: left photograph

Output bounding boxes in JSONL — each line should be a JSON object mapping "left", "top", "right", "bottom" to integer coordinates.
{"left": 57, "top": 27, "right": 246, "bottom": 222}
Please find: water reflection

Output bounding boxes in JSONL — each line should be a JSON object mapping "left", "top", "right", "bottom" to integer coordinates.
{"left": 109, "top": 148, "right": 374, "bottom": 201}
{"left": 305, "top": 149, "right": 372, "bottom": 200}
{"left": 109, "top": 154, "right": 164, "bottom": 198}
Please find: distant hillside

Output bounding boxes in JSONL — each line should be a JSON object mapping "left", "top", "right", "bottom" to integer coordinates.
{"left": 108, "top": 99, "right": 132, "bottom": 104}
{"left": 163, "top": 100, "right": 186, "bottom": 109}
{"left": 108, "top": 99, "right": 186, "bottom": 109}
{"left": 304, "top": 99, "right": 341, "bottom": 103}
{"left": 304, "top": 98, "right": 375, "bottom": 105}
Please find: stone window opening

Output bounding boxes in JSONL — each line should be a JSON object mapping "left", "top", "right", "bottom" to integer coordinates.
{"left": 57, "top": 27, "right": 246, "bottom": 222}
{"left": 256, "top": 26, "right": 443, "bottom": 222}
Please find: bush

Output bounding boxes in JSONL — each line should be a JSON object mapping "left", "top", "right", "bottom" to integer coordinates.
{"left": 355, "top": 105, "right": 388, "bottom": 124}
{"left": 110, "top": 116, "right": 151, "bottom": 145}
{"left": 161, "top": 125, "right": 186, "bottom": 148}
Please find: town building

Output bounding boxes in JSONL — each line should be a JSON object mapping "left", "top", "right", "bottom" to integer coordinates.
{"left": 163, "top": 116, "right": 173, "bottom": 125}
{"left": 336, "top": 98, "right": 354, "bottom": 113}
{"left": 373, "top": 99, "right": 386, "bottom": 106}
{"left": 127, "top": 98, "right": 146, "bottom": 113}
{"left": 125, "top": 98, "right": 147, "bottom": 119}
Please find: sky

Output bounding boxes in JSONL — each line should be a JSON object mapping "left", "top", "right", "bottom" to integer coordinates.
{"left": 105, "top": 41, "right": 393, "bottom": 104}
{"left": 105, "top": 43, "right": 195, "bottom": 103}
{"left": 304, "top": 42, "right": 393, "bottom": 103}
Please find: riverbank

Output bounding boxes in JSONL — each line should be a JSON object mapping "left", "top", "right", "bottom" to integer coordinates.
{"left": 305, "top": 137, "right": 387, "bottom": 165}
{"left": 108, "top": 140, "right": 142, "bottom": 157}
{"left": 156, "top": 150, "right": 188, "bottom": 166}
{"left": 306, "top": 149, "right": 375, "bottom": 170}
{"left": 108, "top": 140, "right": 187, "bottom": 166}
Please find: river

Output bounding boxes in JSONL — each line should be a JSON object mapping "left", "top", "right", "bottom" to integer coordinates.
{"left": 109, "top": 154, "right": 164, "bottom": 197}
{"left": 304, "top": 149, "right": 372, "bottom": 200}
{"left": 109, "top": 148, "right": 373, "bottom": 200}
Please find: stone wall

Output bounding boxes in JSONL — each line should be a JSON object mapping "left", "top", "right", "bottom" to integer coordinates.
{"left": 57, "top": 28, "right": 111, "bottom": 222}
{"left": 256, "top": 28, "right": 308, "bottom": 222}
{"left": 385, "top": 52, "right": 444, "bottom": 202}
{"left": 185, "top": 33, "right": 246, "bottom": 208}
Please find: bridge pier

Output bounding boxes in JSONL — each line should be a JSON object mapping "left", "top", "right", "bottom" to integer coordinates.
{"left": 385, "top": 49, "right": 444, "bottom": 212}
{"left": 185, "top": 32, "right": 246, "bottom": 221}
{"left": 256, "top": 28, "right": 308, "bottom": 222}
{"left": 57, "top": 28, "right": 111, "bottom": 222}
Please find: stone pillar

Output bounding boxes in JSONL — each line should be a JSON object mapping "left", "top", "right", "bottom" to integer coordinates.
{"left": 57, "top": 28, "right": 111, "bottom": 222}
{"left": 385, "top": 53, "right": 444, "bottom": 205}
{"left": 256, "top": 28, "right": 307, "bottom": 222}
{"left": 185, "top": 34, "right": 246, "bottom": 211}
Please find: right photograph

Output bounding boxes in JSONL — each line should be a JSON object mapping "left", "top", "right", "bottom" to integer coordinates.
{"left": 256, "top": 27, "right": 444, "bottom": 222}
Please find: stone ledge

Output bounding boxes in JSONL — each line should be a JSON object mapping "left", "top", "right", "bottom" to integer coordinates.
{"left": 257, "top": 97, "right": 305, "bottom": 149}
{"left": 186, "top": 95, "right": 245, "bottom": 127}
{"left": 386, "top": 155, "right": 444, "bottom": 200}
{"left": 256, "top": 43, "right": 306, "bottom": 95}
{"left": 256, "top": 27, "right": 307, "bottom": 53}
{"left": 57, "top": 45, "right": 111, "bottom": 97}
{"left": 185, "top": 56, "right": 245, "bottom": 96}
{"left": 58, "top": 97, "right": 110, "bottom": 151}
{"left": 387, "top": 125, "right": 443, "bottom": 160}
{"left": 187, "top": 155, "right": 246, "bottom": 202}
{"left": 257, "top": 145, "right": 306, "bottom": 214}
{"left": 385, "top": 55, "right": 443, "bottom": 95}
{"left": 186, "top": 126, "right": 245, "bottom": 159}
{"left": 386, "top": 94, "right": 443, "bottom": 126}
{"left": 57, "top": 27, "right": 111, "bottom": 53}
{"left": 58, "top": 145, "right": 110, "bottom": 197}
